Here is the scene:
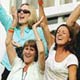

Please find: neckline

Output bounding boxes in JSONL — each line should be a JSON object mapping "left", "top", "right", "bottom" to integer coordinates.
{"left": 54, "top": 52, "right": 71, "bottom": 63}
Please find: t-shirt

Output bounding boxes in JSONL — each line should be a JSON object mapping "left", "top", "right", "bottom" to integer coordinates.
{"left": 7, "top": 56, "right": 44, "bottom": 80}
{"left": 44, "top": 44, "right": 78, "bottom": 80}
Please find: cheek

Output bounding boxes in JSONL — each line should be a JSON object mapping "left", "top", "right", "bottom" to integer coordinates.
{"left": 32, "top": 52, "right": 36, "bottom": 58}
{"left": 25, "top": 14, "right": 30, "bottom": 18}
{"left": 65, "top": 34, "right": 70, "bottom": 41}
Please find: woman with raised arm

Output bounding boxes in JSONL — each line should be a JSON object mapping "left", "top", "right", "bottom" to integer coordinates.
{"left": 66, "top": 4, "right": 80, "bottom": 80}
{"left": 0, "top": 2, "right": 48, "bottom": 80}
{"left": 6, "top": 17, "right": 45, "bottom": 80}
{"left": 38, "top": 0, "right": 78, "bottom": 80}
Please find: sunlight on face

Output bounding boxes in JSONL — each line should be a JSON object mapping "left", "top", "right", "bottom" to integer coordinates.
{"left": 18, "top": 5, "right": 31, "bottom": 25}
{"left": 56, "top": 26, "right": 71, "bottom": 46}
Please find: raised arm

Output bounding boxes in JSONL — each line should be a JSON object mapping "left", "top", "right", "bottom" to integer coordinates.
{"left": 38, "top": 0, "right": 47, "bottom": 24}
{"left": 5, "top": 7, "right": 18, "bottom": 65}
{"left": 66, "top": 4, "right": 80, "bottom": 33}
{"left": 0, "top": 3, "right": 12, "bottom": 31}
{"left": 6, "top": 27, "right": 16, "bottom": 65}
{"left": 38, "top": 0, "right": 55, "bottom": 49}
{"left": 32, "top": 17, "right": 45, "bottom": 71}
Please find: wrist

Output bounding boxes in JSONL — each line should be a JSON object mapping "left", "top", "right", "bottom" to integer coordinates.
{"left": 12, "top": 22, "right": 17, "bottom": 27}
{"left": 8, "top": 27, "right": 14, "bottom": 33}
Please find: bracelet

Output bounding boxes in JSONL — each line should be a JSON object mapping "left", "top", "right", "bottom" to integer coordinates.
{"left": 38, "top": 0, "right": 43, "bottom": 5}
{"left": 9, "top": 27, "right": 15, "bottom": 30}
{"left": 8, "top": 29, "right": 14, "bottom": 33}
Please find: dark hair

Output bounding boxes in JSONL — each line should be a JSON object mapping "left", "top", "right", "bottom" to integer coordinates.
{"left": 23, "top": 40, "right": 38, "bottom": 62}
{"left": 16, "top": 47, "right": 23, "bottom": 59}
{"left": 54, "top": 24, "right": 76, "bottom": 54}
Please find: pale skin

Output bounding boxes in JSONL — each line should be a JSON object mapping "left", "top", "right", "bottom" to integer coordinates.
{"left": 66, "top": 4, "right": 80, "bottom": 34}
{"left": 6, "top": 17, "right": 45, "bottom": 72}
{"left": 38, "top": 0, "right": 77, "bottom": 80}
{"left": 38, "top": 0, "right": 55, "bottom": 49}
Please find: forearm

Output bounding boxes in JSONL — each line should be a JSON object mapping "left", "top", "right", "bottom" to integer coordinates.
{"left": 42, "top": 24, "right": 55, "bottom": 49}
{"left": 38, "top": 0, "right": 48, "bottom": 24}
{"left": 33, "top": 26, "right": 44, "bottom": 52}
{"left": 66, "top": 4, "right": 80, "bottom": 27}
{"left": 33, "top": 26, "right": 45, "bottom": 71}
{"left": 6, "top": 27, "right": 14, "bottom": 46}
{"left": 6, "top": 27, "right": 16, "bottom": 65}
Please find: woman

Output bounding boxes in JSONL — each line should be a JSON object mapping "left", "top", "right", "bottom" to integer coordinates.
{"left": 38, "top": 0, "right": 78, "bottom": 80}
{"left": 5, "top": 16, "right": 45, "bottom": 80}
{"left": 44, "top": 24, "right": 78, "bottom": 80}
{"left": 0, "top": 2, "right": 48, "bottom": 79}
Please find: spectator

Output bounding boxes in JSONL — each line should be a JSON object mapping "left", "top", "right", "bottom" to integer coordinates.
{"left": 38, "top": 0, "right": 78, "bottom": 80}
{"left": 0, "top": 2, "right": 48, "bottom": 80}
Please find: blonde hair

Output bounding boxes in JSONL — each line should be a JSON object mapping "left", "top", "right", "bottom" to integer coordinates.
{"left": 28, "top": 5, "right": 37, "bottom": 28}
{"left": 20, "top": 3, "right": 38, "bottom": 28}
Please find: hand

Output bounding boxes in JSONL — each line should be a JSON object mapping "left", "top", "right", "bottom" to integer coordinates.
{"left": 11, "top": 6, "right": 18, "bottom": 27}
{"left": 38, "top": 0, "right": 43, "bottom": 5}
{"left": 12, "top": 40, "right": 21, "bottom": 47}
{"left": 32, "top": 16, "right": 44, "bottom": 28}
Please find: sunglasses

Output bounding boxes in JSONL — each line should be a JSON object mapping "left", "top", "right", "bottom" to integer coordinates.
{"left": 17, "top": 9, "right": 31, "bottom": 14}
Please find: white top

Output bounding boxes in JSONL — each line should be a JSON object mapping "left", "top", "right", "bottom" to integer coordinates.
{"left": 44, "top": 44, "right": 78, "bottom": 80}
{"left": 7, "top": 56, "right": 44, "bottom": 80}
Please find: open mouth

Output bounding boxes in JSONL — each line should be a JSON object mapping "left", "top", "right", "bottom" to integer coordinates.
{"left": 19, "top": 16, "right": 25, "bottom": 19}
{"left": 57, "top": 37, "right": 63, "bottom": 40}
{"left": 24, "top": 53, "right": 31, "bottom": 58}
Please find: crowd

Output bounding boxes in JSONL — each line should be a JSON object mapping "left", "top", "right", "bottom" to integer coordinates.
{"left": 0, "top": 0, "right": 80, "bottom": 80}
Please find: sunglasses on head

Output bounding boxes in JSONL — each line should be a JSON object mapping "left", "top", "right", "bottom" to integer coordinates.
{"left": 17, "top": 9, "right": 30, "bottom": 14}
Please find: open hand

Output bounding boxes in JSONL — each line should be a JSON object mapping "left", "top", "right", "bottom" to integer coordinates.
{"left": 12, "top": 40, "right": 21, "bottom": 47}
{"left": 32, "top": 16, "right": 44, "bottom": 28}
{"left": 11, "top": 6, "right": 18, "bottom": 27}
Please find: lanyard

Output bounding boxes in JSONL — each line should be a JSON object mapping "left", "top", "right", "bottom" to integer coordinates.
{"left": 22, "top": 70, "right": 27, "bottom": 80}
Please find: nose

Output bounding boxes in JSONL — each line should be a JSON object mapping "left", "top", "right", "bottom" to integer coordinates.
{"left": 57, "top": 32, "right": 63, "bottom": 36}
{"left": 26, "top": 49, "right": 30, "bottom": 54}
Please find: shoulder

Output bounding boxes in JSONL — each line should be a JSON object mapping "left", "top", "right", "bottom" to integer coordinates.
{"left": 48, "top": 43, "right": 56, "bottom": 56}
{"left": 66, "top": 54, "right": 78, "bottom": 67}
{"left": 12, "top": 56, "right": 24, "bottom": 67}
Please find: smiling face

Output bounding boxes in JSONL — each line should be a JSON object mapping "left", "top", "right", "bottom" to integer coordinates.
{"left": 17, "top": 4, "right": 31, "bottom": 25}
{"left": 56, "top": 26, "right": 71, "bottom": 46}
{"left": 22, "top": 40, "right": 38, "bottom": 65}
{"left": 23, "top": 46, "right": 36, "bottom": 64}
